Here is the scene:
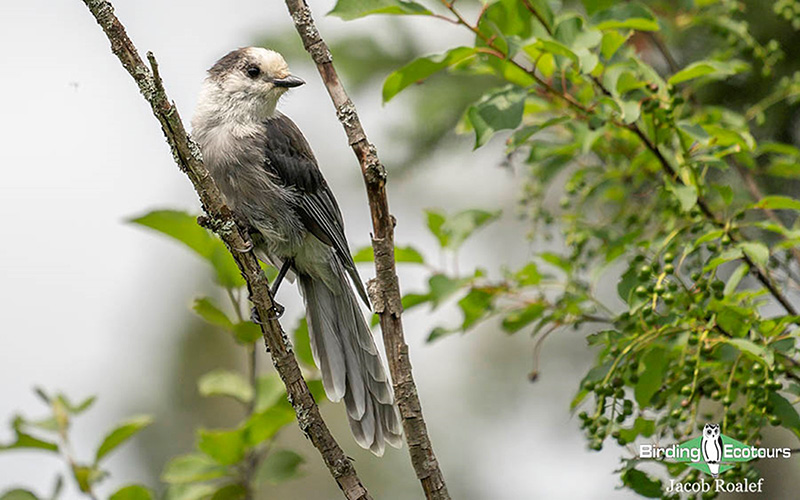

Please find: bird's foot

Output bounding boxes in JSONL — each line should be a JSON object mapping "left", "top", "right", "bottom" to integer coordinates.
{"left": 272, "top": 302, "right": 285, "bottom": 318}
{"left": 233, "top": 236, "right": 254, "bottom": 253}
{"left": 250, "top": 303, "right": 285, "bottom": 324}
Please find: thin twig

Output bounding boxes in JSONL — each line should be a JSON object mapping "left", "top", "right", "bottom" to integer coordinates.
{"left": 78, "top": 2, "right": 371, "bottom": 498}
{"left": 521, "top": 0, "right": 553, "bottom": 36}
{"left": 282, "top": 1, "right": 450, "bottom": 499}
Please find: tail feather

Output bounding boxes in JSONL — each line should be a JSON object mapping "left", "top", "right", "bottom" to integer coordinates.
{"left": 304, "top": 285, "right": 346, "bottom": 401}
{"left": 299, "top": 265, "right": 402, "bottom": 456}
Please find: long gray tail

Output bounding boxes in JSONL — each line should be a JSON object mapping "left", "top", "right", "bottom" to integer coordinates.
{"left": 298, "top": 266, "right": 402, "bottom": 456}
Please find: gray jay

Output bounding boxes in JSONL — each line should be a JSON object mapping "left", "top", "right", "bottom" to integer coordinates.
{"left": 191, "top": 47, "right": 401, "bottom": 455}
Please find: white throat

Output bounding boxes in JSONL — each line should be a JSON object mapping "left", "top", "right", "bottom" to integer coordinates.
{"left": 193, "top": 79, "right": 280, "bottom": 137}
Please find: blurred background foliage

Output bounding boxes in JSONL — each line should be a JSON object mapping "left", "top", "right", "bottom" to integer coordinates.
{"left": 3, "top": 0, "right": 800, "bottom": 498}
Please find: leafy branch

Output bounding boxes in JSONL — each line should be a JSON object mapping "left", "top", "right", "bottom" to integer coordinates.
{"left": 329, "top": 0, "right": 800, "bottom": 496}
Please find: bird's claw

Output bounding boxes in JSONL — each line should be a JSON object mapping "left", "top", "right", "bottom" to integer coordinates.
{"left": 250, "top": 303, "right": 285, "bottom": 324}
{"left": 233, "top": 237, "right": 254, "bottom": 253}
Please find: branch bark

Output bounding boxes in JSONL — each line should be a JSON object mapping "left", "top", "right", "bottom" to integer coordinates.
{"left": 78, "top": 2, "right": 371, "bottom": 498}
{"left": 282, "top": 1, "right": 451, "bottom": 499}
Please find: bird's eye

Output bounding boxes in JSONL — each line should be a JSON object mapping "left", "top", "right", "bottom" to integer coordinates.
{"left": 246, "top": 66, "right": 261, "bottom": 78}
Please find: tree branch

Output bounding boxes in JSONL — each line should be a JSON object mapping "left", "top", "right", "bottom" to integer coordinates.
{"left": 282, "top": 1, "right": 451, "bottom": 499}
{"left": 78, "top": 2, "right": 371, "bottom": 498}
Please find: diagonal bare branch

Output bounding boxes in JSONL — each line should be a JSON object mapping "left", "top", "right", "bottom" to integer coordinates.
{"left": 78, "top": 1, "right": 372, "bottom": 498}
{"left": 281, "top": 1, "right": 451, "bottom": 499}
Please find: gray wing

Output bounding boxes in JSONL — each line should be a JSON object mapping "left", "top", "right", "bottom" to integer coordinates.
{"left": 261, "top": 113, "right": 370, "bottom": 307}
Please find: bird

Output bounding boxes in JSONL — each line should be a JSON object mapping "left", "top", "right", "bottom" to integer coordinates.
{"left": 191, "top": 47, "right": 402, "bottom": 455}
{"left": 701, "top": 423, "right": 723, "bottom": 477}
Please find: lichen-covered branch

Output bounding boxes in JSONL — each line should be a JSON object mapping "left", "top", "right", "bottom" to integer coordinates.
{"left": 78, "top": 2, "right": 371, "bottom": 498}
{"left": 282, "top": 1, "right": 450, "bottom": 499}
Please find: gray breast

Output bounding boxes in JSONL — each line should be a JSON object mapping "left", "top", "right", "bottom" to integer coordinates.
{"left": 195, "top": 120, "right": 308, "bottom": 256}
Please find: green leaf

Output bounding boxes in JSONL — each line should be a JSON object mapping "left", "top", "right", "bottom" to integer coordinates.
{"left": 769, "top": 392, "right": 800, "bottom": 438}
{"left": 231, "top": 322, "right": 262, "bottom": 344}
{"left": 617, "top": 98, "right": 641, "bottom": 124}
{"left": 425, "top": 209, "right": 448, "bottom": 248}
{"left": 198, "top": 369, "right": 254, "bottom": 403}
{"left": 714, "top": 185, "right": 734, "bottom": 206}
{"left": 600, "top": 30, "right": 631, "bottom": 59}
{"left": 192, "top": 298, "right": 234, "bottom": 330}
{"left": 581, "top": 0, "right": 616, "bottom": 15}
{"left": 667, "top": 184, "right": 698, "bottom": 212}
{"left": 254, "top": 374, "right": 286, "bottom": 413}
{"left": 53, "top": 394, "right": 96, "bottom": 416}
{"left": 509, "top": 116, "right": 570, "bottom": 148}
{"left": 617, "top": 265, "right": 638, "bottom": 305}
{"left": 329, "top": 0, "right": 431, "bottom": 21}
{"left": 523, "top": 40, "right": 579, "bottom": 68}
{"left": 428, "top": 209, "right": 501, "bottom": 249}
{"left": 402, "top": 293, "right": 431, "bottom": 311}
{"left": 635, "top": 348, "right": 667, "bottom": 407}
{"left": 458, "top": 288, "right": 495, "bottom": 330}
{"left": 752, "top": 195, "right": 800, "bottom": 211}
{"left": 242, "top": 406, "right": 296, "bottom": 447}
{"left": 0, "top": 490, "right": 38, "bottom": 500}
{"left": 162, "top": 453, "right": 228, "bottom": 484}
{"left": 210, "top": 485, "right": 246, "bottom": 500}
{"left": 110, "top": 486, "right": 154, "bottom": 500}
{"left": 198, "top": 428, "right": 246, "bottom": 465}
{"left": 478, "top": 0, "right": 535, "bottom": 50}
{"left": 723, "top": 338, "right": 773, "bottom": 367}
{"left": 724, "top": 263, "right": 749, "bottom": 296}
{"left": 130, "top": 210, "right": 243, "bottom": 288}
{"left": 616, "top": 72, "right": 646, "bottom": 94}
{"left": 738, "top": 242, "right": 769, "bottom": 267}
{"left": 394, "top": 246, "right": 426, "bottom": 264}
{"left": 382, "top": 47, "right": 477, "bottom": 102}
{"left": 427, "top": 326, "right": 457, "bottom": 342}
{"left": 72, "top": 465, "right": 107, "bottom": 494}
{"left": 572, "top": 361, "right": 612, "bottom": 408}
{"left": 704, "top": 248, "right": 743, "bottom": 271}
{"left": 618, "top": 417, "right": 655, "bottom": 443}
{"left": 514, "top": 262, "right": 543, "bottom": 286}
{"left": 257, "top": 449, "right": 305, "bottom": 485}
{"left": 668, "top": 60, "right": 749, "bottom": 85}
{"left": 526, "top": 0, "right": 554, "bottom": 31}
{"left": 0, "top": 428, "right": 58, "bottom": 453}
{"left": 352, "top": 245, "right": 425, "bottom": 264}
{"left": 592, "top": 3, "right": 659, "bottom": 32}
{"left": 715, "top": 305, "right": 750, "bottom": 337}
{"left": 467, "top": 86, "right": 526, "bottom": 148}
{"left": 306, "top": 380, "right": 327, "bottom": 403}
{"left": 540, "top": 252, "right": 572, "bottom": 272}
{"left": 95, "top": 415, "right": 153, "bottom": 463}
{"left": 501, "top": 303, "right": 546, "bottom": 333}
{"left": 165, "top": 484, "right": 215, "bottom": 500}
{"left": 291, "top": 318, "right": 316, "bottom": 369}
{"left": 427, "top": 274, "right": 464, "bottom": 307}
{"left": 351, "top": 246, "right": 373, "bottom": 262}
{"left": 622, "top": 468, "right": 662, "bottom": 498}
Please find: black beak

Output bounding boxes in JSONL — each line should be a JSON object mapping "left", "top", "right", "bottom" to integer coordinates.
{"left": 273, "top": 75, "right": 305, "bottom": 88}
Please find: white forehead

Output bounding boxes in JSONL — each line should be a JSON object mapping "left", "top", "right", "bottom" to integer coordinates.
{"left": 246, "top": 47, "right": 289, "bottom": 75}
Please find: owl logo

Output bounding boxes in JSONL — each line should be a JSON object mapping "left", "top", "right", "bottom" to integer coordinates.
{"left": 701, "top": 423, "right": 723, "bottom": 476}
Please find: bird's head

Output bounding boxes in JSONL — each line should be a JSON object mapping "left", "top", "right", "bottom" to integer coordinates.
{"left": 203, "top": 47, "right": 304, "bottom": 119}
